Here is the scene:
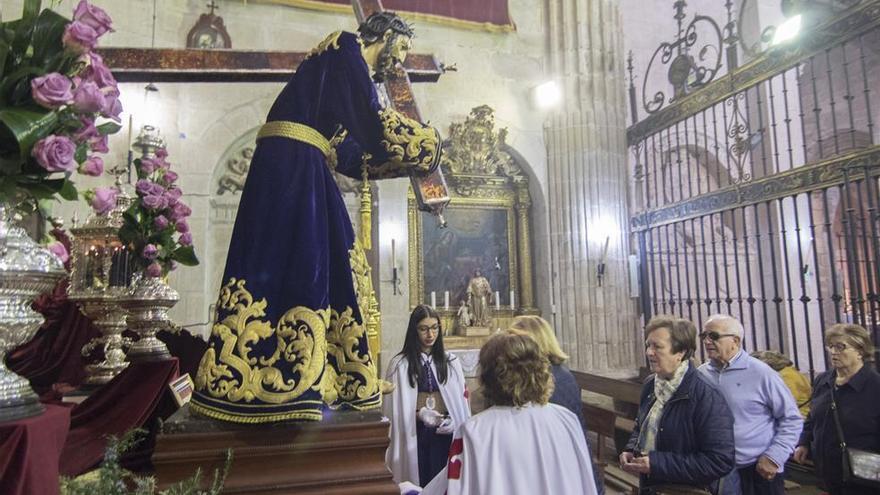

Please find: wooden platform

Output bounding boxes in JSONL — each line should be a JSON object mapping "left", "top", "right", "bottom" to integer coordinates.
{"left": 152, "top": 406, "right": 396, "bottom": 494}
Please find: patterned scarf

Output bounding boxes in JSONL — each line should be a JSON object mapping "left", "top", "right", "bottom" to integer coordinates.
{"left": 638, "top": 360, "right": 689, "bottom": 453}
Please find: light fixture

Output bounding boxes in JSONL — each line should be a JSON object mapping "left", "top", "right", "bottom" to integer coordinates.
{"left": 532, "top": 81, "right": 562, "bottom": 109}
{"left": 592, "top": 216, "right": 618, "bottom": 287}
{"left": 772, "top": 14, "right": 802, "bottom": 46}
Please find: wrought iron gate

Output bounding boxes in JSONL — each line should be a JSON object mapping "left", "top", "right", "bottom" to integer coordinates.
{"left": 629, "top": 0, "right": 880, "bottom": 376}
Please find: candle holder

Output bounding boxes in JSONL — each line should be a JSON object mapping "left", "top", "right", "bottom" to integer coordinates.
{"left": 68, "top": 179, "right": 137, "bottom": 386}
{"left": 121, "top": 272, "right": 177, "bottom": 361}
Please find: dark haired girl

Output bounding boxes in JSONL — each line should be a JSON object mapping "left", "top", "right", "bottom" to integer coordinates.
{"left": 385, "top": 304, "right": 471, "bottom": 486}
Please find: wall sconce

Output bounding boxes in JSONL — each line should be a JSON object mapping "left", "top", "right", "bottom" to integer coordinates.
{"left": 391, "top": 238, "right": 401, "bottom": 295}
{"left": 592, "top": 216, "right": 617, "bottom": 287}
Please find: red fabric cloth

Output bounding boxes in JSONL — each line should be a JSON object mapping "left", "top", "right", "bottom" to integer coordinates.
{"left": 5, "top": 278, "right": 100, "bottom": 394}
{"left": 0, "top": 404, "right": 71, "bottom": 495}
{"left": 59, "top": 358, "right": 180, "bottom": 477}
{"left": 323, "top": 0, "right": 513, "bottom": 28}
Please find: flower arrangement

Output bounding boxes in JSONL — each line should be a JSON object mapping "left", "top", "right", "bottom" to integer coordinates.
{"left": 118, "top": 147, "right": 199, "bottom": 277}
{"left": 0, "top": 0, "right": 122, "bottom": 217}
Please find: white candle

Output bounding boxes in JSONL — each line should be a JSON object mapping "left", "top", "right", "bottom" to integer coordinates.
{"left": 510, "top": 290, "right": 515, "bottom": 309}
{"left": 444, "top": 291, "right": 449, "bottom": 310}
{"left": 495, "top": 291, "right": 500, "bottom": 310}
{"left": 431, "top": 291, "right": 436, "bottom": 308}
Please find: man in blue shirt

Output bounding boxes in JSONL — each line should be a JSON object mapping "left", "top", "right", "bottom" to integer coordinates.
{"left": 698, "top": 315, "right": 803, "bottom": 495}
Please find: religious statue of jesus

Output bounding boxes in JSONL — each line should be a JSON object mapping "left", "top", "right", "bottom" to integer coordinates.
{"left": 467, "top": 270, "right": 492, "bottom": 327}
{"left": 192, "top": 12, "right": 442, "bottom": 424}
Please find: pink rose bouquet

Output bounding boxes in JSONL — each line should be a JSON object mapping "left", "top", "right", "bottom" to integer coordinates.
{"left": 0, "top": 0, "right": 121, "bottom": 217}
{"left": 118, "top": 147, "right": 199, "bottom": 277}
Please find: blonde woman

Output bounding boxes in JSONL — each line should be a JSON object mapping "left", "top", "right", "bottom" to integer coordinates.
{"left": 509, "top": 315, "right": 604, "bottom": 495}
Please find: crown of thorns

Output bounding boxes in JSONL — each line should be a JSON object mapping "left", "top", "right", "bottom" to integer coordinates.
{"left": 358, "top": 11, "right": 415, "bottom": 44}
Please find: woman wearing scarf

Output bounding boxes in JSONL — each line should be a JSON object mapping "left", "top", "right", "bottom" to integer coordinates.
{"left": 620, "top": 315, "right": 735, "bottom": 495}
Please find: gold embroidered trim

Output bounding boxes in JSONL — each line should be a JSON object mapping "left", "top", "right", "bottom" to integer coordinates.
{"left": 258, "top": 121, "right": 330, "bottom": 156}
{"left": 195, "top": 278, "right": 329, "bottom": 405}
{"left": 378, "top": 108, "right": 441, "bottom": 172}
{"left": 190, "top": 401, "right": 323, "bottom": 423}
{"left": 306, "top": 30, "right": 343, "bottom": 58}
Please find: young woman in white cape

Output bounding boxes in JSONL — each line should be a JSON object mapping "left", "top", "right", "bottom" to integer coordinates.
{"left": 385, "top": 304, "right": 471, "bottom": 486}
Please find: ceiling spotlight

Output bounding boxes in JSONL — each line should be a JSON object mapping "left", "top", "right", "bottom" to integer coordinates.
{"left": 532, "top": 81, "right": 562, "bottom": 109}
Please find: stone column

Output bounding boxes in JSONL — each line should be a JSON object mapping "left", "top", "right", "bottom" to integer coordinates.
{"left": 515, "top": 179, "right": 537, "bottom": 313}
{"left": 545, "top": 0, "right": 638, "bottom": 373}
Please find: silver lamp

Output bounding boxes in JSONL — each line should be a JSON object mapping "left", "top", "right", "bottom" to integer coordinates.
{"left": 0, "top": 208, "right": 65, "bottom": 421}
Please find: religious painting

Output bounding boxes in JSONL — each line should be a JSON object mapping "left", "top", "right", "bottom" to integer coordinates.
{"left": 408, "top": 105, "right": 537, "bottom": 316}
{"left": 421, "top": 207, "right": 512, "bottom": 308}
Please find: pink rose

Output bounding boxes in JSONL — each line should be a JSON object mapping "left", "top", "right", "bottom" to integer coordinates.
{"left": 141, "top": 194, "right": 167, "bottom": 210}
{"left": 155, "top": 148, "right": 168, "bottom": 160}
{"left": 73, "top": 0, "right": 114, "bottom": 36}
{"left": 30, "top": 73, "right": 73, "bottom": 109}
{"left": 162, "top": 171, "right": 179, "bottom": 184}
{"left": 153, "top": 215, "right": 169, "bottom": 230}
{"left": 90, "top": 187, "right": 117, "bottom": 215}
{"left": 142, "top": 243, "right": 159, "bottom": 260}
{"left": 89, "top": 133, "right": 109, "bottom": 153}
{"left": 62, "top": 21, "right": 98, "bottom": 54}
{"left": 73, "top": 116, "right": 98, "bottom": 142}
{"left": 72, "top": 81, "right": 106, "bottom": 113}
{"left": 139, "top": 158, "right": 159, "bottom": 174}
{"left": 170, "top": 202, "right": 192, "bottom": 221}
{"left": 82, "top": 52, "right": 117, "bottom": 89}
{"left": 145, "top": 262, "right": 162, "bottom": 278}
{"left": 136, "top": 179, "right": 158, "bottom": 196}
{"left": 175, "top": 220, "right": 189, "bottom": 233}
{"left": 165, "top": 187, "right": 182, "bottom": 200}
{"left": 101, "top": 87, "right": 122, "bottom": 121}
{"left": 32, "top": 135, "right": 76, "bottom": 173}
{"left": 47, "top": 241, "right": 69, "bottom": 264}
{"left": 79, "top": 156, "right": 104, "bottom": 176}
{"left": 178, "top": 232, "right": 193, "bottom": 246}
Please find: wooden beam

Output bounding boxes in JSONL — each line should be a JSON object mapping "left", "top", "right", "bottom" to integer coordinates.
{"left": 98, "top": 47, "right": 443, "bottom": 83}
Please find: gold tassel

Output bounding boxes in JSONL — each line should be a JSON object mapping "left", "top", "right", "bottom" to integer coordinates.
{"left": 359, "top": 160, "right": 372, "bottom": 251}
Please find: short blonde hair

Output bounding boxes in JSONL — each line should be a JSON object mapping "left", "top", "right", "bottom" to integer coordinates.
{"left": 508, "top": 315, "right": 569, "bottom": 365}
{"left": 825, "top": 324, "right": 875, "bottom": 362}
{"left": 479, "top": 333, "right": 553, "bottom": 407}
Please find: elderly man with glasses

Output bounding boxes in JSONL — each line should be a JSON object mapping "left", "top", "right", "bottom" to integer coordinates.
{"left": 698, "top": 315, "right": 803, "bottom": 495}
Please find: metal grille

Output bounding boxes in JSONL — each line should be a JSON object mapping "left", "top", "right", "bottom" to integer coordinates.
{"left": 630, "top": 3, "right": 880, "bottom": 376}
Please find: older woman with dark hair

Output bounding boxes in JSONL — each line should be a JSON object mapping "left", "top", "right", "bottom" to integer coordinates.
{"left": 417, "top": 332, "right": 598, "bottom": 495}
{"left": 793, "top": 324, "right": 880, "bottom": 495}
{"left": 620, "top": 315, "right": 735, "bottom": 494}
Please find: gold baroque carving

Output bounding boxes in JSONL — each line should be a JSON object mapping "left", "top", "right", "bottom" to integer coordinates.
{"left": 441, "top": 105, "right": 522, "bottom": 178}
{"left": 194, "top": 278, "right": 328, "bottom": 405}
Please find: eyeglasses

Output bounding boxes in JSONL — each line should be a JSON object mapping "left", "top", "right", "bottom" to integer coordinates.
{"left": 417, "top": 324, "right": 440, "bottom": 334}
{"left": 825, "top": 343, "right": 849, "bottom": 353}
{"left": 699, "top": 331, "right": 738, "bottom": 342}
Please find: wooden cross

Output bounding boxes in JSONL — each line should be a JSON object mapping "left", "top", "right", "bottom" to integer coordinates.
{"left": 98, "top": 1, "right": 444, "bottom": 85}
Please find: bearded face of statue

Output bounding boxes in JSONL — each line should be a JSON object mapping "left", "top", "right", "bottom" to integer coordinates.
{"left": 373, "top": 32, "right": 412, "bottom": 82}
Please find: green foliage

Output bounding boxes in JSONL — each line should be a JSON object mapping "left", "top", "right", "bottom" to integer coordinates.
{"left": 60, "top": 430, "right": 232, "bottom": 495}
